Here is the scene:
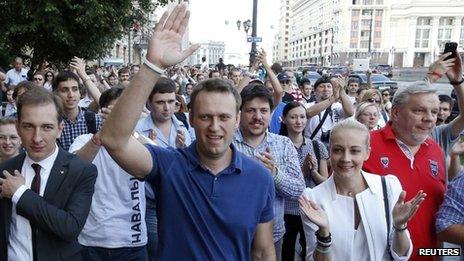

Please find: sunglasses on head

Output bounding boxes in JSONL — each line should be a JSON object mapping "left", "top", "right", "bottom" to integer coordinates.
{"left": 367, "top": 98, "right": 381, "bottom": 104}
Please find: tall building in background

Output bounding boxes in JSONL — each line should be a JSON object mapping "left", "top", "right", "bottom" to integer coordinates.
{"left": 388, "top": 0, "right": 464, "bottom": 67}
{"left": 273, "top": 0, "right": 293, "bottom": 66}
{"left": 273, "top": 0, "right": 464, "bottom": 68}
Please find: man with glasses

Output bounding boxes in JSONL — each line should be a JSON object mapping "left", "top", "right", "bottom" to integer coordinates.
{"left": 32, "top": 72, "right": 44, "bottom": 88}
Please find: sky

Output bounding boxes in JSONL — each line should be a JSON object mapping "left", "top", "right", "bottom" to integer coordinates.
{"left": 156, "top": 0, "right": 280, "bottom": 64}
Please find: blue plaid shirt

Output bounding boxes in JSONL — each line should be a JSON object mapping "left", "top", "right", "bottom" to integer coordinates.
{"left": 436, "top": 173, "right": 464, "bottom": 260}
{"left": 284, "top": 137, "right": 328, "bottom": 215}
{"left": 59, "top": 108, "right": 102, "bottom": 151}
{"left": 233, "top": 130, "right": 305, "bottom": 242}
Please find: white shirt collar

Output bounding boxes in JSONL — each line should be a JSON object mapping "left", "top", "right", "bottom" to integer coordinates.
{"left": 24, "top": 144, "right": 60, "bottom": 172}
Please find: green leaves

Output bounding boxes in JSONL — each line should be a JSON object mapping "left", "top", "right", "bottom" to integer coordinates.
{"left": 0, "top": 0, "right": 171, "bottom": 68}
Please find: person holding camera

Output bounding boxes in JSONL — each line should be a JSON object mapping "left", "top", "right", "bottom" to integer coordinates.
{"left": 304, "top": 76, "right": 354, "bottom": 148}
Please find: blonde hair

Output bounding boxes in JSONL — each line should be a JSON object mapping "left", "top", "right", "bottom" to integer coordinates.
{"left": 330, "top": 118, "right": 370, "bottom": 148}
{"left": 360, "top": 89, "right": 383, "bottom": 106}
{"left": 355, "top": 101, "right": 380, "bottom": 120}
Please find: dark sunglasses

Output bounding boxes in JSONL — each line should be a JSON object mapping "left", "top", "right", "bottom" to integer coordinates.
{"left": 367, "top": 98, "right": 381, "bottom": 104}
{"left": 33, "top": 77, "right": 43, "bottom": 81}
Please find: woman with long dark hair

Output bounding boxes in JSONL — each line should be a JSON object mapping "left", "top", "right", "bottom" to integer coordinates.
{"left": 280, "top": 101, "right": 329, "bottom": 261}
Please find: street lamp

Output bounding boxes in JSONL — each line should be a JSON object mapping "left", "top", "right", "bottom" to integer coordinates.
{"left": 236, "top": 20, "right": 241, "bottom": 31}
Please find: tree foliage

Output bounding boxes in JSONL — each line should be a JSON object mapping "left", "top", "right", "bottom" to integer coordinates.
{"left": 0, "top": 0, "right": 171, "bottom": 68}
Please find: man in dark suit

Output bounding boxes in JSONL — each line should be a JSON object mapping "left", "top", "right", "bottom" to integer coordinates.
{"left": 0, "top": 87, "right": 97, "bottom": 261}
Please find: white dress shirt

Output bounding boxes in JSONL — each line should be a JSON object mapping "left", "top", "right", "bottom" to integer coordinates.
{"left": 8, "top": 145, "right": 59, "bottom": 261}
{"left": 4, "top": 68, "right": 29, "bottom": 86}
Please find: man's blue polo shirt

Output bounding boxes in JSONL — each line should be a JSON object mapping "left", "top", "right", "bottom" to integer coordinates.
{"left": 146, "top": 141, "right": 275, "bottom": 260}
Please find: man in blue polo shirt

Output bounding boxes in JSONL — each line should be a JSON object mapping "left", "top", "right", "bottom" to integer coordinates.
{"left": 100, "top": 4, "right": 276, "bottom": 260}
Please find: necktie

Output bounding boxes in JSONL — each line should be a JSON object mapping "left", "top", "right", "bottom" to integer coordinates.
{"left": 31, "top": 163, "right": 41, "bottom": 194}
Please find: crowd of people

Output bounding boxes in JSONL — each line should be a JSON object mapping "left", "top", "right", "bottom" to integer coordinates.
{"left": 0, "top": 3, "right": 463, "bottom": 261}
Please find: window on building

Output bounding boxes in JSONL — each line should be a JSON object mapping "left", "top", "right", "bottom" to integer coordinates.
{"left": 438, "top": 17, "right": 454, "bottom": 47}
{"left": 373, "top": 43, "right": 380, "bottom": 48}
{"left": 376, "top": 0, "right": 383, "bottom": 4}
{"left": 351, "top": 21, "right": 359, "bottom": 30}
{"left": 352, "top": 10, "right": 360, "bottom": 16}
{"left": 375, "top": 10, "right": 383, "bottom": 16}
{"left": 361, "top": 30, "right": 369, "bottom": 37}
{"left": 362, "top": 10, "right": 372, "bottom": 16}
{"left": 374, "top": 31, "right": 381, "bottom": 38}
{"left": 415, "top": 17, "right": 432, "bottom": 48}
{"left": 360, "top": 41, "right": 369, "bottom": 48}
{"left": 350, "top": 42, "right": 358, "bottom": 48}
{"left": 363, "top": 0, "right": 373, "bottom": 4}
{"left": 439, "top": 17, "right": 454, "bottom": 26}
{"left": 361, "top": 19, "right": 371, "bottom": 26}
{"left": 417, "top": 17, "right": 432, "bottom": 26}
{"left": 375, "top": 20, "right": 382, "bottom": 27}
{"left": 415, "top": 28, "right": 430, "bottom": 48}
{"left": 351, "top": 30, "right": 358, "bottom": 38}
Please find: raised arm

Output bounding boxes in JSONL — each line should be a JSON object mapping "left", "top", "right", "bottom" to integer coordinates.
{"left": 335, "top": 77, "right": 354, "bottom": 117}
{"left": 70, "top": 57, "right": 102, "bottom": 103}
{"left": 257, "top": 49, "right": 283, "bottom": 109}
{"left": 100, "top": 3, "right": 199, "bottom": 178}
{"left": 444, "top": 53, "right": 464, "bottom": 139}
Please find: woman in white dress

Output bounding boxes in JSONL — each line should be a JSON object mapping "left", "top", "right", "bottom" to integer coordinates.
{"left": 299, "top": 118, "right": 426, "bottom": 260}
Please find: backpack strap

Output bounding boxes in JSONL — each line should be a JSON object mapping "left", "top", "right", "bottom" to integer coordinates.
{"left": 310, "top": 105, "right": 331, "bottom": 140}
{"left": 311, "top": 139, "right": 321, "bottom": 172}
{"left": 381, "top": 176, "right": 394, "bottom": 260}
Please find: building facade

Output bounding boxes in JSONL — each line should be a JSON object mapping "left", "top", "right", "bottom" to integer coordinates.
{"left": 389, "top": 0, "right": 464, "bottom": 67}
{"left": 273, "top": 0, "right": 292, "bottom": 66}
{"left": 274, "top": 0, "right": 464, "bottom": 68}
{"left": 191, "top": 41, "right": 226, "bottom": 66}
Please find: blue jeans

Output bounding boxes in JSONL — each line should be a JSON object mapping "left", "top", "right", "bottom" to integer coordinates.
{"left": 81, "top": 246, "right": 147, "bottom": 261}
{"left": 145, "top": 198, "right": 158, "bottom": 261}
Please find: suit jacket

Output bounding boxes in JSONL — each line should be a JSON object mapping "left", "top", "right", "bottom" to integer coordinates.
{"left": 0, "top": 148, "right": 97, "bottom": 261}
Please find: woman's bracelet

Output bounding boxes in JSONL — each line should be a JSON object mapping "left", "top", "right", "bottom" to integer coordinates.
{"left": 315, "top": 245, "right": 331, "bottom": 254}
{"left": 426, "top": 71, "right": 443, "bottom": 78}
{"left": 317, "top": 239, "right": 332, "bottom": 247}
{"left": 315, "top": 230, "right": 331, "bottom": 243}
